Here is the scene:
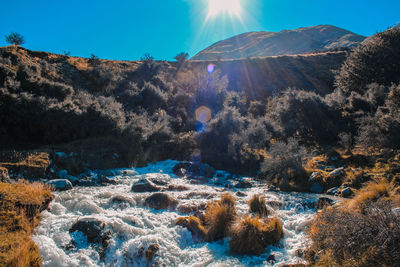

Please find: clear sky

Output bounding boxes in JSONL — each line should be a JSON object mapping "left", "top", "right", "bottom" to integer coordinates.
{"left": 1, "top": 0, "right": 399, "bottom": 60}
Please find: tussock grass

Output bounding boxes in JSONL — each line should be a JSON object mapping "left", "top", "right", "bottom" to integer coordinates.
{"left": 230, "top": 216, "right": 283, "bottom": 255}
{"left": 248, "top": 194, "right": 269, "bottom": 217}
{"left": 0, "top": 181, "right": 53, "bottom": 266}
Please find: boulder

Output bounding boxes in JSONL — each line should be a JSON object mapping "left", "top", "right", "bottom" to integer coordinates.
{"left": 339, "top": 187, "right": 353, "bottom": 198}
{"left": 236, "top": 191, "right": 247, "bottom": 197}
{"left": 173, "top": 162, "right": 216, "bottom": 179}
{"left": 173, "top": 162, "right": 191, "bottom": 177}
{"left": 326, "top": 187, "right": 339, "bottom": 195}
{"left": 69, "top": 218, "right": 112, "bottom": 246}
{"left": 309, "top": 172, "right": 323, "bottom": 183}
{"left": 145, "top": 193, "right": 178, "bottom": 210}
{"left": 98, "top": 175, "right": 118, "bottom": 185}
{"left": 131, "top": 178, "right": 160, "bottom": 193}
{"left": 310, "top": 182, "right": 323, "bottom": 193}
{"left": 47, "top": 179, "right": 73, "bottom": 191}
{"left": 235, "top": 180, "right": 253, "bottom": 189}
{"left": 57, "top": 169, "right": 68, "bottom": 179}
{"left": 328, "top": 167, "right": 345, "bottom": 178}
{"left": 316, "top": 197, "right": 334, "bottom": 210}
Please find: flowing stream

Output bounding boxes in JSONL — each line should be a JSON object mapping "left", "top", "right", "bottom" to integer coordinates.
{"left": 33, "top": 160, "right": 320, "bottom": 266}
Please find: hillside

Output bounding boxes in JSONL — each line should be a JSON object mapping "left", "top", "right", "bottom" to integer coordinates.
{"left": 193, "top": 25, "right": 365, "bottom": 60}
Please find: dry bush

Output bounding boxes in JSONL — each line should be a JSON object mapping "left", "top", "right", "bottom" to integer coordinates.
{"left": 204, "top": 193, "right": 237, "bottom": 242}
{"left": 0, "top": 181, "right": 53, "bottom": 266}
{"left": 308, "top": 200, "right": 400, "bottom": 266}
{"left": 176, "top": 216, "right": 206, "bottom": 242}
{"left": 248, "top": 194, "right": 269, "bottom": 217}
{"left": 230, "top": 216, "right": 283, "bottom": 255}
{"left": 348, "top": 178, "right": 394, "bottom": 212}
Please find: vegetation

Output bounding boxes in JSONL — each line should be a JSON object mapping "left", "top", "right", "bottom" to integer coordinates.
{"left": 0, "top": 181, "right": 53, "bottom": 266}
{"left": 308, "top": 179, "right": 400, "bottom": 266}
{"left": 5, "top": 32, "right": 25, "bottom": 46}
{"left": 230, "top": 216, "right": 283, "bottom": 255}
{"left": 248, "top": 194, "right": 269, "bottom": 217}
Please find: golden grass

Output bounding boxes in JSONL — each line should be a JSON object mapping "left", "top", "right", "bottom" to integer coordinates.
{"left": 0, "top": 181, "right": 53, "bottom": 266}
{"left": 229, "top": 216, "right": 283, "bottom": 255}
{"left": 248, "top": 194, "right": 269, "bottom": 217}
{"left": 204, "top": 193, "right": 237, "bottom": 242}
{"left": 176, "top": 216, "right": 207, "bottom": 242}
{"left": 347, "top": 178, "right": 395, "bottom": 211}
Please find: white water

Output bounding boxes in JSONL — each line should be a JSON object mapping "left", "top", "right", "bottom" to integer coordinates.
{"left": 33, "top": 160, "right": 320, "bottom": 267}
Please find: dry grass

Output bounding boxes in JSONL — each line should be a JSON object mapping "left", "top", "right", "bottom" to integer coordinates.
{"left": 230, "top": 216, "right": 283, "bottom": 255}
{"left": 347, "top": 178, "right": 395, "bottom": 211}
{"left": 0, "top": 152, "right": 50, "bottom": 178}
{"left": 204, "top": 193, "right": 237, "bottom": 242}
{"left": 248, "top": 194, "right": 269, "bottom": 217}
{"left": 0, "top": 181, "right": 53, "bottom": 266}
{"left": 176, "top": 216, "right": 207, "bottom": 242}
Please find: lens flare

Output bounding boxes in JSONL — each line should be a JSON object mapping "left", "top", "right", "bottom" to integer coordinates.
{"left": 208, "top": 0, "right": 242, "bottom": 18}
{"left": 195, "top": 106, "right": 212, "bottom": 123}
{"left": 207, "top": 63, "right": 215, "bottom": 73}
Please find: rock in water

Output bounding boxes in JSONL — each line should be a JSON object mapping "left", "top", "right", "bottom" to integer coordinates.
{"left": 316, "top": 197, "right": 334, "bottom": 210}
{"left": 145, "top": 193, "right": 178, "bottom": 210}
{"left": 145, "top": 244, "right": 160, "bottom": 262}
{"left": 69, "top": 218, "right": 112, "bottom": 251}
{"left": 47, "top": 179, "right": 73, "bottom": 191}
{"left": 131, "top": 178, "right": 160, "bottom": 192}
{"left": 310, "top": 182, "right": 323, "bottom": 193}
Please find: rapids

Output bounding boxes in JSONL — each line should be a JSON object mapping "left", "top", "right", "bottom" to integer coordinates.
{"left": 33, "top": 160, "right": 321, "bottom": 266}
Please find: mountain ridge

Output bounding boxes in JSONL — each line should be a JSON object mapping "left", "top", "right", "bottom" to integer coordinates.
{"left": 193, "top": 25, "right": 366, "bottom": 60}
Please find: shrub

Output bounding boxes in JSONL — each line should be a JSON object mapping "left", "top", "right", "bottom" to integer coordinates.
{"left": 248, "top": 194, "right": 269, "bottom": 217}
{"left": 266, "top": 89, "right": 343, "bottom": 144}
{"left": 308, "top": 200, "right": 400, "bottom": 266}
{"left": 348, "top": 178, "right": 394, "bottom": 212}
{"left": 335, "top": 26, "right": 400, "bottom": 95}
{"left": 260, "top": 138, "right": 309, "bottom": 191}
{"left": 5, "top": 32, "right": 25, "bottom": 46}
{"left": 230, "top": 216, "right": 283, "bottom": 255}
{"left": 204, "top": 194, "right": 237, "bottom": 242}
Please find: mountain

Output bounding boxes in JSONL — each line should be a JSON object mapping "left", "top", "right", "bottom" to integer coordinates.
{"left": 192, "top": 25, "right": 366, "bottom": 60}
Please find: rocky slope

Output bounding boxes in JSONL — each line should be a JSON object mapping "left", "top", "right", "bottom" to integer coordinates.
{"left": 193, "top": 25, "right": 365, "bottom": 60}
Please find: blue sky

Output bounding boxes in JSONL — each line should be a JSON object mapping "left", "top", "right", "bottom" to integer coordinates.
{"left": 1, "top": 0, "right": 399, "bottom": 60}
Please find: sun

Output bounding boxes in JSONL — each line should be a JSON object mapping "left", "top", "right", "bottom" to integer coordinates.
{"left": 207, "top": 0, "right": 242, "bottom": 18}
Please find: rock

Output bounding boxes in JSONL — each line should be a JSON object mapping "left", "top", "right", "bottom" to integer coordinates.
{"left": 131, "top": 178, "right": 160, "bottom": 192}
{"left": 98, "top": 175, "right": 118, "bottom": 185}
{"left": 0, "top": 167, "right": 12, "bottom": 183}
{"left": 310, "top": 182, "right": 323, "bottom": 193}
{"left": 173, "top": 162, "right": 191, "bottom": 177}
{"left": 47, "top": 179, "right": 73, "bottom": 191}
{"left": 121, "top": 169, "right": 137, "bottom": 176}
{"left": 177, "top": 203, "right": 206, "bottom": 214}
{"left": 145, "top": 193, "right": 178, "bottom": 210}
{"left": 339, "top": 187, "right": 353, "bottom": 198}
{"left": 235, "top": 180, "right": 253, "bottom": 189}
{"left": 236, "top": 191, "right": 247, "bottom": 197}
{"left": 57, "top": 169, "right": 68, "bottom": 179}
{"left": 65, "top": 174, "right": 79, "bottom": 184}
{"left": 110, "top": 195, "right": 135, "bottom": 206}
{"left": 309, "top": 172, "right": 322, "bottom": 182}
{"left": 267, "top": 254, "right": 276, "bottom": 264}
{"left": 316, "top": 197, "right": 334, "bottom": 210}
{"left": 145, "top": 244, "right": 160, "bottom": 262}
{"left": 98, "top": 169, "right": 115, "bottom": 177}
{"left": 326, "top": 187, "right": 339, "bottom": 195}
{"left": 328, "top": 167, "right": 345, "bottom": 178}
{"left": 173, "top": 162, "right": 216, "bottom": 179}
{"left": 69, "top": 218, "right": 111, "bottom": 246}
{"left": 167, "top": 184, "right": 189, "bottom": 191}
{"left": 76, "top": 177, "right": 98, "bottom": 187}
